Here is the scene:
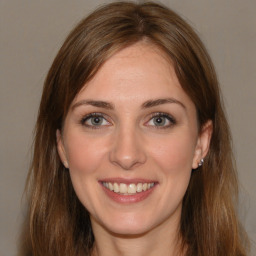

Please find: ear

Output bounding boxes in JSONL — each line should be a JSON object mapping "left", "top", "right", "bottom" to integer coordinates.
{"left": 56, "top": 129, "right": 69, "bottom": 168}
{"left": 192, "top": 120, "right": 213, "bottom": 169}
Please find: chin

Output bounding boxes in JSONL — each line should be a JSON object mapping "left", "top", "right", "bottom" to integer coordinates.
{"left": 92, "top": 210, "right": 164, "bottom": 237}
{"left": 106, "top": 221, "right": 153, "bottom": 236}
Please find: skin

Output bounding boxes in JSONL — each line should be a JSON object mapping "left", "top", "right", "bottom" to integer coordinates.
{"left": 57, "top": 42, "right": 212, "bottom": 256}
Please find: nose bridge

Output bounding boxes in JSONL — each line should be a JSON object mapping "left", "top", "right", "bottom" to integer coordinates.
{"left": 109, "top": 122, "right": 146, "bottom": 170}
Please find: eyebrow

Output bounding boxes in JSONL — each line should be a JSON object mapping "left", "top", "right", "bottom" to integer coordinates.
{"left": 71, "top": 100, "right": 115, "bottom": 110}
{"left": 71, "top": 98, "right": 186, "bottom": 111}
{"left": 142, "top": 98, "right": 186, "bottom": 110}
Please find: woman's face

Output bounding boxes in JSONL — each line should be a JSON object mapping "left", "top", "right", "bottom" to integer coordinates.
{"left": 57, "top": 42, "right": 211, "bottom": 236}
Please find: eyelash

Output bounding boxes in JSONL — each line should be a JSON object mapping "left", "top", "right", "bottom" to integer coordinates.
{"left": 146, "top": 112, "right": 176, "bottom": 129}
{"left": 80, "top": 113, "right": 110, "bottom": 129}
{"left": 80, "top": 112, "right": 176, "bottom": 129}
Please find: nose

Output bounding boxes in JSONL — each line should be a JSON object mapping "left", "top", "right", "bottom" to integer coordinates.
{"left": 109, "top": 126, "right": 147, "bottom": 170}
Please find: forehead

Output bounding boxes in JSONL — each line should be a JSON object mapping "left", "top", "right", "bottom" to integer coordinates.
{"left": 72, "top": 42, "right": 194, "bottom": 110}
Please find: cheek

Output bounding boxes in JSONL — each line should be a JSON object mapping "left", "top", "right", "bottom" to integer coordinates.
{"left": 150, "top": 132, "right": 196, "bottom": 174}
{"left": 64, "top": 133, "right": 110, "bottom": 212}
{"left": 65, "top": 133, "right": 107, "bottom": 175}
{"left": 153, "top": 133, "right": 196, "bottom": 207}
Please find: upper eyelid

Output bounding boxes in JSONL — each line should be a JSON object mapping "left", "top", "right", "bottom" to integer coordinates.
{"left": 146, "top": 112, "right": 176, "bottom": 121}
{"left": 80, "top": 113, "right": 112, "bottom": 130}
{"left": 79, "top": 112, "right": 176, "bottom": 125}
{"left": 144, "top": 114, "right": 176, "bottom": 130}
{"left": 81, "top": 113, "right": 110, "bottom": 123}
{"left": 82, "top": 112, "right": 107, "bottom": 119}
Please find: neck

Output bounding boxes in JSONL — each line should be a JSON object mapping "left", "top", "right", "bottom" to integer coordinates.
{"left": 90, "top": 214, "right": 185, "bottom": 256}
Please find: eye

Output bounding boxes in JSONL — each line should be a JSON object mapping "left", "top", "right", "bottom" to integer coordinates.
{"left": 81, "top": 113, "right": 110, "bottom": 128}
{"left": 146, "top": 113, "right": 176, "bottom": 128}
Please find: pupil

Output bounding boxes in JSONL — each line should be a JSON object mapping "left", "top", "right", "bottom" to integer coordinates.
{"left": 92, "top": 117, "right": 102, "bottom": 125}
{"left": 154, "top": 117, "right": 165, "bottom": 126}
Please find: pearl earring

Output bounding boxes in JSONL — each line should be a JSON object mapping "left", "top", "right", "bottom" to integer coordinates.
{"left": 198, "top": 158, "right": 204, "bottom": 167}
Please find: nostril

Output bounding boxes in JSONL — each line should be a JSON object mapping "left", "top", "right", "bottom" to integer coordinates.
{"left": 109, "top": 130, "right": 147, "bottom": 170}
{"left": 110, "top": 155, "right": 143, "bottom": 170}
{"left": 109, "top": 144, "right": 147, "bottom": 170}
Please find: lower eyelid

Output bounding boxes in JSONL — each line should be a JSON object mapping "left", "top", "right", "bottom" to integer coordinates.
{"left": 79, "top": 112, "right": 176, "bottom": 128}
{"left": 147, "top": 119, "right": 173, "bottom": 127}
{"left": 147, "top": 113, "right": 176, "bottom": 123}
{"left": 80, "top": 113, "right": 112, "bottom": 127}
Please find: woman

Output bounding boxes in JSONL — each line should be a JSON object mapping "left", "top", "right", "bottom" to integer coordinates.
{"left": 21, "top": 1, "right": 249, "bottom": 255}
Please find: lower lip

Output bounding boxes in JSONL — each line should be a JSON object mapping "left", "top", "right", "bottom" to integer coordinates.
{"left": 101, "top": 184, "right": 157, "bottom": 204}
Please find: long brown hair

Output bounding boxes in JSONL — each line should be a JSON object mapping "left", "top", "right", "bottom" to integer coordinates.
{"left": 21, "top": 1, "right": 249, "bottom": 255}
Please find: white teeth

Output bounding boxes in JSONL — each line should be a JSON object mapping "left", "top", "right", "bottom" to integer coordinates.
{"left": 119, "top": 183, "right": 128, "bottom": 193}
{"left": 108, "top": 182, "right": 114, "bottom": 191}
{"left": 142, "top": 183, "right": 147, "bottom": 191}
{"left": 127, "top": 184, "right": 137, "bottom": 194}
{"left": 137, "top": 183, "right": 143, "bottom": 192}
{"left": 102, "top": 182, "right": 155, "bottom": 194}
{"left": 113, "top": 183, "right": 119, "bottom": 193}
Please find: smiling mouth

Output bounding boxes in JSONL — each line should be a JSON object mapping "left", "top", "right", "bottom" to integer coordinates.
{"left": 102, "top": 182, "right": 156, "bottom": 195}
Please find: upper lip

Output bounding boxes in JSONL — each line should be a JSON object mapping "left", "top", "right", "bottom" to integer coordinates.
{"left": 99, "top": 178, "right": 157, "bottom": 184}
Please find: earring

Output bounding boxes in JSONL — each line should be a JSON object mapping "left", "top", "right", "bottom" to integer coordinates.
{"left": 198, "top": 158, "right": 204, "bottom": 167}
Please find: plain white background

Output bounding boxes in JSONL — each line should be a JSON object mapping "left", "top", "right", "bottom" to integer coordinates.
{"left": 1, "top": 0, "right": 255, "bottom": 255}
